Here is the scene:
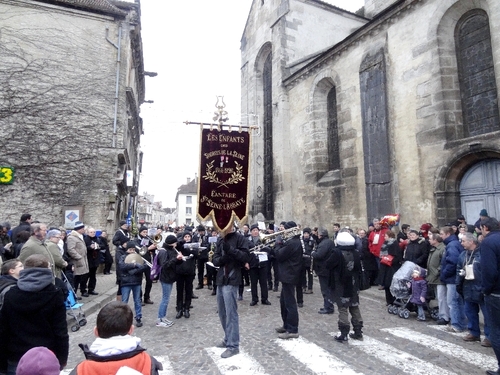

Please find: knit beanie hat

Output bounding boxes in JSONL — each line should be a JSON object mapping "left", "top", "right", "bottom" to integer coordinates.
{"left": 139, "top": 226, "right": 148, "bottom": 233}
{"left": 16, "top": 347, "right": 60, "bottom": 375}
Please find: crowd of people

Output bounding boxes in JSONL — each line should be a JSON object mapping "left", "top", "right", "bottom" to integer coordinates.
{"left": 0, "top": 209, "right": 499, "bottom": 374}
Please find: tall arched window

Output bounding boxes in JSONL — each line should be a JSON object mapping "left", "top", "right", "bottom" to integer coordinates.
{"left": 263, "top": 53, "right": 274, "bottom": 219}
{"left": 327, "top": 87, "right": 339, "bottom": 171}
{"left": 456, "top": 10, "right": 500, "bottom": 137}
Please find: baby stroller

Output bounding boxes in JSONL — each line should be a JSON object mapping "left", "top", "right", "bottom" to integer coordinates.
{"left": 61, "top": 271, "right": 87, "bottom": 332}
{"left": 387, "top": 261, "right": 416, "bottom": 319}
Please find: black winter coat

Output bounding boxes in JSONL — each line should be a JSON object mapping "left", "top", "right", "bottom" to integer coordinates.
{"left": 404, "top": 237, "right": 429, "bottom": 268}
{"left": 84, "top": 235, "right": 101, "bottom": 268}
{"left": 157, "top": 246, "right": 182, "bottom": 284}
{"left": 0, "top": 269, "right": 68, "bottom": 369}
{"left": 378, "top": 239, "right": 402, "bottom": 287}
{"left": 213, "top": 232, "right": 250, "bottom": 287}
{"left": 175, "top": 241, "right": 197, "bottom": 276}
{"left": 118, "top": 252, "right": 148, "bottom": 287}
{"left": 275, "top": 236, "right": 303, "bottom": 285}
{"left": 312, "top": 237, "right": 335, "bottom": 277}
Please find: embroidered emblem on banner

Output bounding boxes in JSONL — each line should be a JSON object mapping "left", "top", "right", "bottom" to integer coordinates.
{"left": 197, "top": 128, "right": 250, "bottom": 232}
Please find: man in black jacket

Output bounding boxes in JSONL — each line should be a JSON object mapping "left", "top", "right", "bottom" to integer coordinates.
{"left": 10, "top": 214, "right": 32, "bottom": 246}
{"left": 212, "top": 227, "right": 249, "bottom": 359}
{"left": 312, "top": 228, "right": 336, "bottom": 314}
{"left": 275, "top": 221, "right": 303, "bottom": 339}
{"left": 0, "top": 254, "right": 68, "bottom": 373}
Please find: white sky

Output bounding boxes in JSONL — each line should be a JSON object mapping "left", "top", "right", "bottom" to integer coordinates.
{"left": 138, "top": 0, "right": 365, "bottom": 208}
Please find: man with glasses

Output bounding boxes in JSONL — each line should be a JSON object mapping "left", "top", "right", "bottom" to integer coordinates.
{"left": 457, "top": 233, "right": 490, "bottom": 346}
{"left": 46, "top": 229, "right": 68, "bottom": 279}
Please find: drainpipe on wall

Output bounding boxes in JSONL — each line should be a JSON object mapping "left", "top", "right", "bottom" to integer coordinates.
{"left": 106, "top": 24, "right": 123, "bottom": 148}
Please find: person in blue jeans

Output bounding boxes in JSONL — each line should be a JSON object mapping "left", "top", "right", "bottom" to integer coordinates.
{"left": 212, "top": 228, "right": 250, "bottom": 359}
{"left": 118, "top": 242, "right": 149, "bottom": 327}
{"left": 156, "top": 235, "right": 183, "bottom": 328}
{"left": 439, "top": 226, "right": 467, "bottom": 332}
{"left": 457, "top": 233, "right": 490, "bottom": 345}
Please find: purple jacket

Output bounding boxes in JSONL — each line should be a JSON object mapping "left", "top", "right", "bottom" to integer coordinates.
{"left": 410, "top": 278, "right": 428, "bottom": 305}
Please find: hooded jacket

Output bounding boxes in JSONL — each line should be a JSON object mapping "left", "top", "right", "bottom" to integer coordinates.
{"left": 70, "top": 335, "right": 162, "bottom": 375}
{"left": 440, "top": 234, "right": 464, "bottom": 284}
{"left": 0, "top": 268, "right": 68, "bottom": 370}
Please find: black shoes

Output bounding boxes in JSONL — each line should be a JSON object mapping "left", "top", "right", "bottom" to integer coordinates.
{"left": 221, "top": 348, "right": 239, "bottom": 358}
{"left": 135, "top": 319, "right": 143, "bottom": 327}
{"left": 192, "top": 294, "right": 199, "bottom": 299}
{"left": 144, "top": 299, "right": 154, "bottom": 304}
{"left": 436, "top": 318, "right": 450, "bottom": 325}
{"left": 89, "top": 291, "right": 98, "bottom": 295}
{"left": 81, "top": 292, "right": 89, "bottom": 297}
{"left": 318, "top": 308, "right": 334, "bottom": 314}
{"left": 250, "top": 301, "right": 258, "bottom": 306}
{"left": 334, "top": 334, "right": 348, "bottom": 342}
{"left": 195, "top": 285, "right": 204, "bottom": 290}
{"left": 297, "top": 303, "right": 304, "bottom": 308}
{"left": 176, "top": 310, "right": 183, "bottom": 319}
{"left": 261, "top": 300, "right": 272, "bottom": 305}
{"left": 184, "top": 310, "right": 190, "bottom": 318}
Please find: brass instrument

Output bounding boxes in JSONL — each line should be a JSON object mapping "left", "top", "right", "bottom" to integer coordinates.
{"left": 250, "top": 227, "right": 302, "bottom": 253}
{"left": 125, "top": 252, "right": 153, "bottom": 268}
{"left": 257, "top": 227, "right": 302, "bottom": 245}
{"left": 138, "top": 234, "right": 163, "bottom": 256}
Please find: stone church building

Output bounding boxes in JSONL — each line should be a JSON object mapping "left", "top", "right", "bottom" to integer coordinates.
{"left": 0, "top": 0, "right": 146, "bottom": 232}
{"left": 241, "top": 0, "right": 500, "bottom": 230}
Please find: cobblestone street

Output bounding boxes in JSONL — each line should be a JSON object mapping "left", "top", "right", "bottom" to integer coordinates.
{"left": 61, "top": 273, "right": 495, "bottom": 374}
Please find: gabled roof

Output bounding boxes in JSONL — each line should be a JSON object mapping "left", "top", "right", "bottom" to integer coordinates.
{"left": 34, "top": 0, "right": 127, "bottom": 17}
{"left": 175, "top": 178, "right": 198, "bottom": 202}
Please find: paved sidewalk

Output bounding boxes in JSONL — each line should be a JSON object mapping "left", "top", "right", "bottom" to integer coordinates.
{"left": 66, "top": 271, "right": 118, "bottom": 325}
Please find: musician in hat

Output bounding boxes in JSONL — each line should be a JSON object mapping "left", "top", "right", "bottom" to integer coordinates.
{"left": 274, "top": 221, "right": 302, "bottom": 339}
{"left": 112, "top": 220, "right": 130, "bottom": 301}
{"left": 137, "top": 226, "right": 157, "bottom": 305}
{"left": 248, "top": 224, "right": 271, "bottom": 306}
{"left": 118, "top": 241, "right": 149, "bottom": 327}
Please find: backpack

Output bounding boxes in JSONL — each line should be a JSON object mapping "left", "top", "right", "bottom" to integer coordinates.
{"left": 149, "top": 250, "right": 162, "bottom": 281}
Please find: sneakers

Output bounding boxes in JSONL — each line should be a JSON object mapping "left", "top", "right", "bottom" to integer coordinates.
{"left": 275, "top": 327, "right": 287, "bottom": 333}
{"left": 446, "top": 326, "right": 464, "bottom": 333}
{"left": 135, "top": 319, "right": 143, "bottom": 328}
{"left": 482, "top": 338, "right": 492, "bottom": 347}
{"left": 221, "top": 348, "right": 239, "bottom": 358}
{"left": 278, "top": 332, "right": 299, "bottom": 339}
{"left": 156, "top": 318, "right": 174, "bottom": 328}
{"left": 463, "top": 333, "right": 480, "bottom": 342}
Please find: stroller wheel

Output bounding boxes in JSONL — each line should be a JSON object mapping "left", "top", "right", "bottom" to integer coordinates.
{"left": 403, "top": 309, "right": 410, "bottom": 319}
{"left": 387, "top": 305, "right": 393, "bottom": 314}
{"left": 79, "top": 318, "right": 87, "bottom": 327}
{"left": 398, "top": 309, "right": 404, "bottom": 318}
{"left": 71, "top": 324, "right": 80, "bottom": 332}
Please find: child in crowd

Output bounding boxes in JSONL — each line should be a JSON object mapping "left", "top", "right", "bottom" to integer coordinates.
{"left": 408, "top": 267, "right": 428, "bottom": 321}
{"left": 118, "top": 242, "right": 149, "bottom": 327}
{"left": 70, "top": 301, "right": 163, "bottom": 374}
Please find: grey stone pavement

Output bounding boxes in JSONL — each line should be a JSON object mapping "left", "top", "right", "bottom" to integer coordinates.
{"left": 62, "top": 272, "right": 496, "bottom": 375}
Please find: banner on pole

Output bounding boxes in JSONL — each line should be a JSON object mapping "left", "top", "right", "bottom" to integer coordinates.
{"left": 197, "top": 128, "right": 250, "bottom": 232}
